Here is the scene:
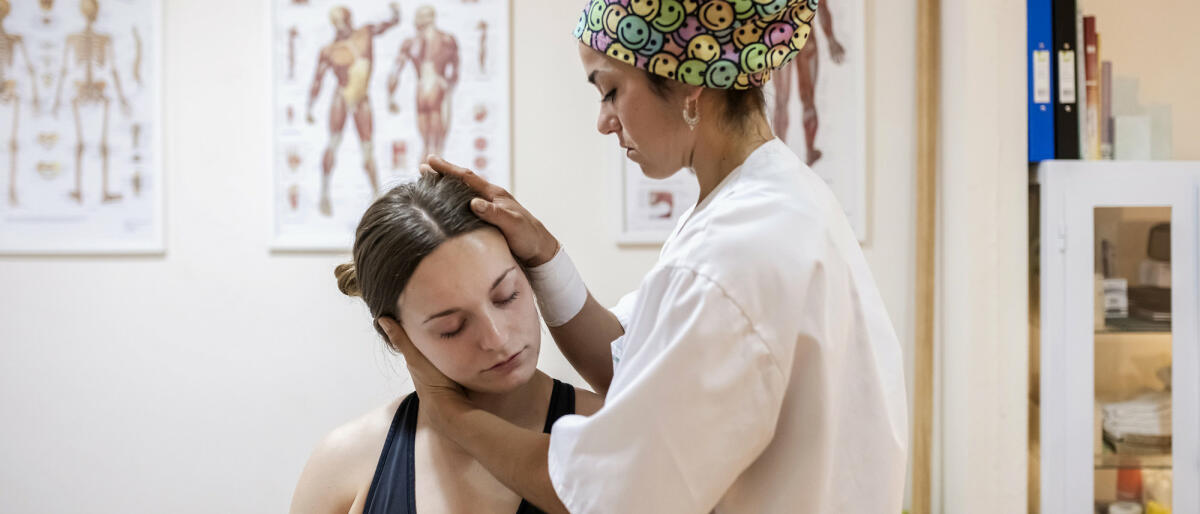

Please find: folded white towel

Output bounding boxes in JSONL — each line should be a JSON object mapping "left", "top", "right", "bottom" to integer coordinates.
{"left": 1102, "top": 392, "right": 1172, "bottom": 438}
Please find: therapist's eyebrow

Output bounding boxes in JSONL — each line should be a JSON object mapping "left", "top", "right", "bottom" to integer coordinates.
{"left": 423, "top": 267, "right": 518, "bottom": 324}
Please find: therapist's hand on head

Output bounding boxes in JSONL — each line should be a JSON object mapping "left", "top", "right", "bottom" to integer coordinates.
{"left": 377, "top": 316, "right": 466, "bottom": 427}
{"left": 423, "top": 156, "right": 560, "bottom": 267}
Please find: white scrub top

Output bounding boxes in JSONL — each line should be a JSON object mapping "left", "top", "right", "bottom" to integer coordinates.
{"left": 546, "top": 139, "right": 908, "bottom": 513}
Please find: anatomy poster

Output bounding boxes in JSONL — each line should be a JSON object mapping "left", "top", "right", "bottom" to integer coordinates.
{"left": 0, "top": 0, "right": 163, "bottom": 254}
{"left": 764, "top": 0, "right": 866, "bottom": 241}
{"left": 619, "top": 152, "right": 698, "bottom": 245}
{"left": 272, "top": 0, "right": 510, "bottom": 250}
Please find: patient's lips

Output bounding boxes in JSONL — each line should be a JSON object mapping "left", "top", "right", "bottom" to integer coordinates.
{"left": 485, "top": 347, "right": 526, "bottom": 373}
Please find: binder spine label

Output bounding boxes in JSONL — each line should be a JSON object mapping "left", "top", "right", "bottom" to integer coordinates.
{"left": 1058, "top": 50, "right": 1077, "bottom": 104}
{"left": 1034, "top": 50, "right": 1052, "bottom": 105}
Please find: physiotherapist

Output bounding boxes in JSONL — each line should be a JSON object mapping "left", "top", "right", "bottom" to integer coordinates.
{"left": 377, "top": 0, "right": 908, "bottom": 511}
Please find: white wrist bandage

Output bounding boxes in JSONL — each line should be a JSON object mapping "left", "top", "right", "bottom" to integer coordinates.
{"left": 527, "top": 247, "right": 588, "bottom": 327}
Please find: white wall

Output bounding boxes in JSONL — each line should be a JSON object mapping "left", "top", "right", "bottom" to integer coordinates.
{"left": 1081, "top": 0, "right": 1200, "bottom": 160}
{"left": 935, "top": 0, "right": 1029, "bottom": 512}
{"left": 0, "top": 1, "right": 917, "bottom": 512}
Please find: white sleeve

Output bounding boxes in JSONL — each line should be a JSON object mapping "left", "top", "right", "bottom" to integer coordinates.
{"left": 548, "top": 266, "right": 789, "bottom": 513}
{"left": 608, "top": 289, "right": 640, "bottom": 329}
{"left": 606, "top": 290, "right": 640, "bottom": 368}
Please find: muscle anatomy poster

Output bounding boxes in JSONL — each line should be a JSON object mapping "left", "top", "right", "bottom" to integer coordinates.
{"left": 271, "top": 0, "right": 510, "bottom": 250}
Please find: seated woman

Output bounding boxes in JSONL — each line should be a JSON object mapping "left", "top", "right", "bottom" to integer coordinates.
{"left": 289, "top": 174, "right": 602, "bottom": 514}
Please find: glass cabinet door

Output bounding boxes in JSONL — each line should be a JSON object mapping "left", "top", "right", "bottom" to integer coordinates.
{"left": 1040, "top": 161, "right": 1199, "bottom": 514}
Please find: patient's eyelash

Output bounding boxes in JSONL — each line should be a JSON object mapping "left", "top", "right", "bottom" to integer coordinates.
{"left": 603, "top": 89, "right": 617, "bottom": 103}
{"left": 496, "top": 291, "right": 520, "bottom": 306}
{"left": 440, "top": 323, "right": 465, "bottom": 339}
{"left": 439, "top": 291, "right": 518, "bottom": 338}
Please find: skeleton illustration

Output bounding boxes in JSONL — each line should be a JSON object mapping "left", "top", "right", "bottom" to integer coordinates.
{"left": 772, "top": 0, "right": 844, "bottom": 167}
{"left": 39, "top": 0, "right": 53, "bottom": 24}
{"left": 36, "top": 160, "right": 61, "bottom": 179}
{"left": 131, "top": 122, "right": 141, "bottom": 162}
{"left": 51, "top": 0, "right": 132, "bottom": 204}
{"left": 306, "top": 4, "right": 400, "bottom": 217}
{"left": 37, "top": 132, "right": 58, "bottom": 150}
{"left": 287, "top": 26, "right": 298, "bottom": 80}
{"left": 132, "top": 26, "right": 142, "bottom": 86}
{"left": 1, "top": 0, "right": 42, "bottom": 206}
{"left": 387, "top": 6, "right": 459, "bottom": 160}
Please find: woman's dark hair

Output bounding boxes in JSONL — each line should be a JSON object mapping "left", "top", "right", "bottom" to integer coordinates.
{"left": 335, "top": 173, "right": 490, "bottom": 341}
{"left": 645, "top": 71, "right": 767, "bottom": 130}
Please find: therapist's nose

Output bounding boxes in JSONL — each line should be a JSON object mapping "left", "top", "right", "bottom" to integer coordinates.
{"left": 597, "top": 109, "right": 620, "bottom": 136}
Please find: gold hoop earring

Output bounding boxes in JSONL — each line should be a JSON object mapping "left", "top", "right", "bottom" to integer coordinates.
{"left": 683, "top": 98, "right": 700, "bottom": 131}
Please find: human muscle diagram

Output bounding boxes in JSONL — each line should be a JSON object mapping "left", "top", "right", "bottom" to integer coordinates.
{"left": 1, "top": 0, "right": 163, "bottom": 254}
{"left": 765, "top": 0, "right": 867, "bottom": 241}
{"left": 272, "top": 0, "right": 509, "bottom": 250}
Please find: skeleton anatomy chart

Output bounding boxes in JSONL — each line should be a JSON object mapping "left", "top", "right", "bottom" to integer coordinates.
{"left": 0, "top": 0, "right": 162, "bottom": 254}
{"left": 765, "top": 0, "right": 865, "bottom": 241}
{"left": 272, "top": 0, "right": 510, "bottom": 250}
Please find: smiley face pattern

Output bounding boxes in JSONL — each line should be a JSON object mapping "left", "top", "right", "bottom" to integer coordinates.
{"left": 574, "top": 0, "right": 817, "bottom": 90}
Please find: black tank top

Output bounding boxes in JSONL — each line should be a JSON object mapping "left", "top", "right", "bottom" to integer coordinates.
{"left": 362, "top": 379, "right": 576, "bottom": 514}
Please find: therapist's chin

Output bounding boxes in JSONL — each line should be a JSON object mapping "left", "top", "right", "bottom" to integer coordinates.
{"left": 637, "top": 160, "right": 685, "bottom": 181}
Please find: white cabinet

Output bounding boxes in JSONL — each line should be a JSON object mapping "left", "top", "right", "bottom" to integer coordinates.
{"left": 1040, "top": 161, "right": 1199, "bottom": 513}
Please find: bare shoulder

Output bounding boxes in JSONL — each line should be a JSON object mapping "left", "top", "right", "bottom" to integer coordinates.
{"left": 573, "top": 387, "right": 604, "bottom": 417}
{"left": 322, "top": 397, "right": 401, "bottom": 462}
{"left": 289, "top": 397, "right": 404, "bottom": 514}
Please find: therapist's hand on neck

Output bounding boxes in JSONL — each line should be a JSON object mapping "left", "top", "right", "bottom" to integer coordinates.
{"left": 377, "top": 316, "right": 469, "bottom": 426}
{"left": 423, "top": 156, "right": 560, "bottom": 267}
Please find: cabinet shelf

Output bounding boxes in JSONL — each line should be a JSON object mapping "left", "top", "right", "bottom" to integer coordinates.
{"left": 1098, "top": 317, "right": 1171, "bottom": 334}
{"left": 1094, "top": 449, "right": 1172, "bottom": 470}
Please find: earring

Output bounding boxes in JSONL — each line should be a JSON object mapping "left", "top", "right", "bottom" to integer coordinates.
{"left": 682, "top": 99, "right": 700, "bottom": 131}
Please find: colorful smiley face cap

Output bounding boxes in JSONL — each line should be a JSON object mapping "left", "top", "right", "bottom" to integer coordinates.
{"left": 574, "top": 0, "right": 818, "bottom": 90}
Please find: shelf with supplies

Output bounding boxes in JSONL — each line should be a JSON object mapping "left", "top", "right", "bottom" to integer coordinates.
{"left": 1027, "top": 0, "right": 1187, "bottom": 165}
{"left": 1035, "top": 160, "right": 1198, "bottom": 514}
{"left": 1097, "top": 318, "right": 1170, "bottom": 335}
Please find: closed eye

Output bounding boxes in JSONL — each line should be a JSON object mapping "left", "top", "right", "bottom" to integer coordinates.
{"left": 440, "top": 322, "right": 466, "bottom": 339}
{"left": 495, "top": 291, "right": 520, "bottom": 306}
{"left": 603, "top": 88, "right": 617, "bottom": 103}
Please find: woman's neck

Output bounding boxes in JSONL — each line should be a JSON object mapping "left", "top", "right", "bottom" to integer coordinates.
{"left": 689, "top": 112, "right": 775, "bottom": 205}
{"left": 462, "top": 370, "right": 554, "bottom": 430}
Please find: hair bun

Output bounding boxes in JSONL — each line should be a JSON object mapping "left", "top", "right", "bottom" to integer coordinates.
{"left": 334, "top": 262, "right": 361, "bottom": 297}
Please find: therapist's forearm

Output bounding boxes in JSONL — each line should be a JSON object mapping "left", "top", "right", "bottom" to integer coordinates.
{"left": 548, "top": 293, "right": 623, "bottom": 395}
{"left": 438, "top": 395, "right": 569, "bottom": 514}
